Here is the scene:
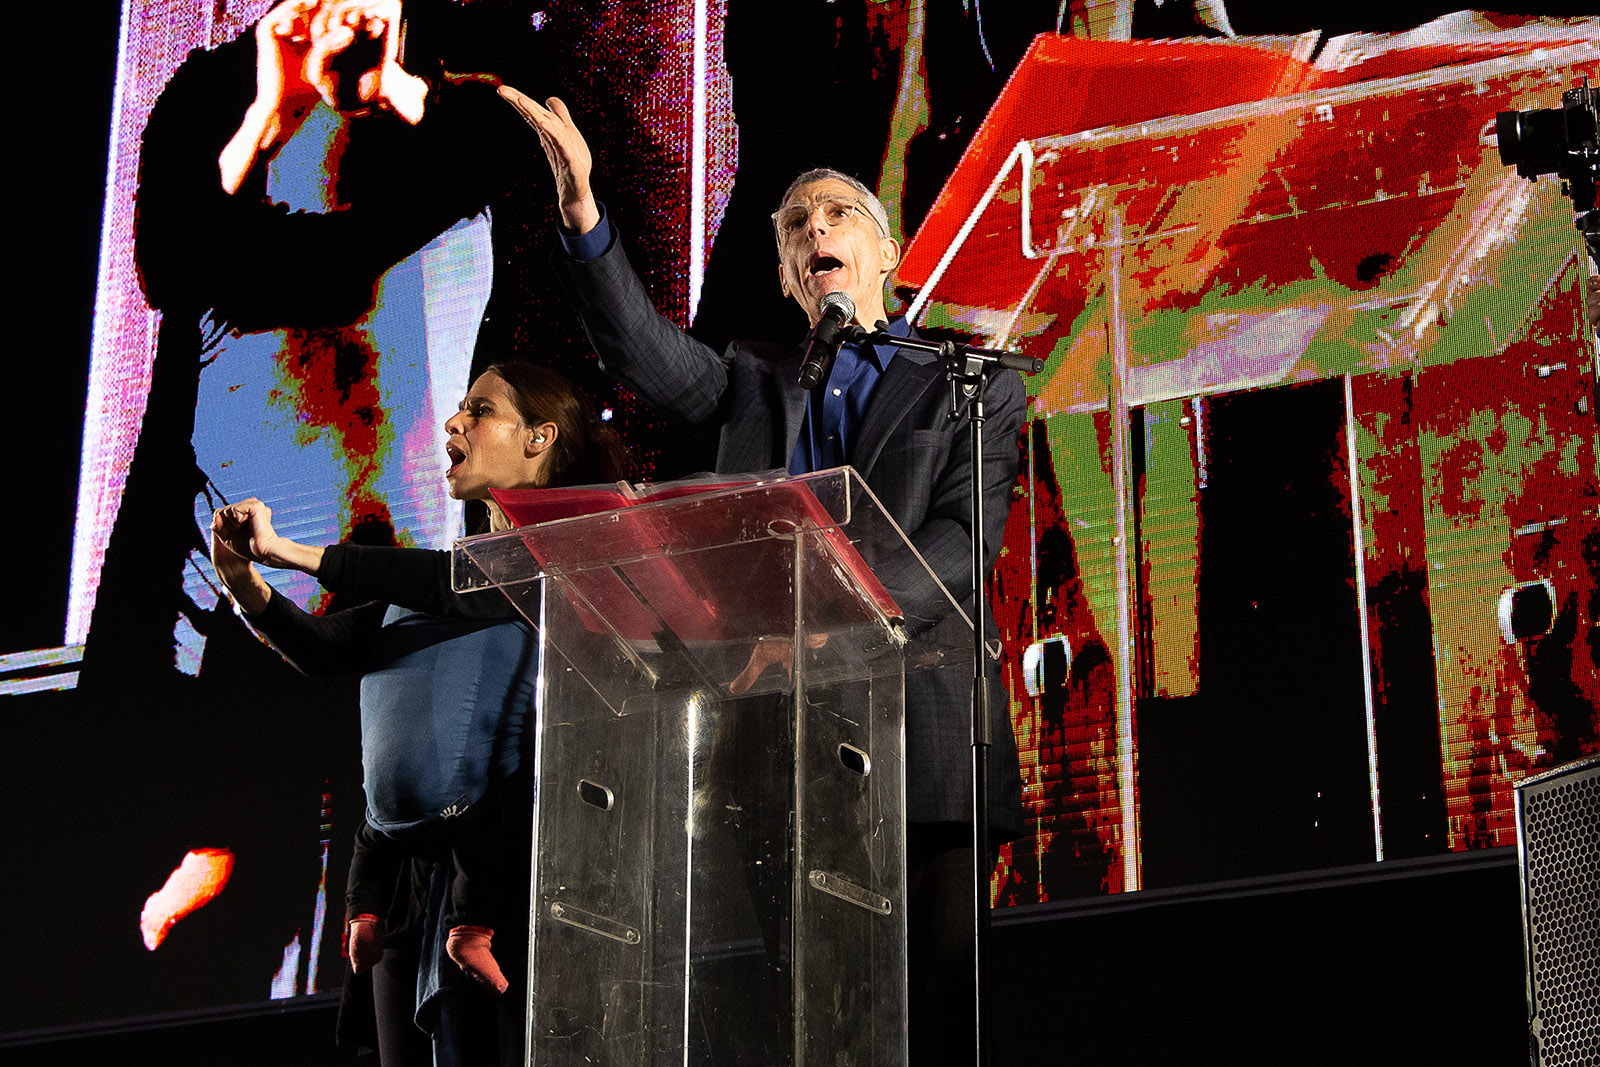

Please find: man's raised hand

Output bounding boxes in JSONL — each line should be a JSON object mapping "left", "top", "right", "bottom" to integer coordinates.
{"left": 499, "top": 89, "right": 601, "bottom": 235}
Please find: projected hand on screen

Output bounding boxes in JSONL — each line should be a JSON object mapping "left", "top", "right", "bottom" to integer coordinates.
{"left": 258, "top": 1, "right": 323, "bottom": 127}
{"left": 305, "top": 0, "right": 427, "bottom": 123}
{"left": 139, "top": 848, "right": 236, "bottom": 951}
{"left": 219, "top": 0, "right": 322, "bottom": 193}
{"left": 220, "top": 0, "right": 426, "bottom": 194}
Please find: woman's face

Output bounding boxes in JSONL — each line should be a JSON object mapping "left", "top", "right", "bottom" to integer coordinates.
{"left": 443, "top": 372, "right": 549, "bottom": 500}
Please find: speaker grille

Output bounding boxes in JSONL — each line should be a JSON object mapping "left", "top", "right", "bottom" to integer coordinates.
{"left": 1517, "top": 757, "right": 1600, "bottom": 1067}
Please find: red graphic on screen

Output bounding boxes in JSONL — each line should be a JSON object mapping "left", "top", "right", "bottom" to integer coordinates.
{"left": 140, "top": 848, "right": 236, "bottom": 951}
{"left": 907, "top": 20, "right": 1600, "bottom": 896}
{"left": 272, "top": 325, "right": 405, "bottom": 581}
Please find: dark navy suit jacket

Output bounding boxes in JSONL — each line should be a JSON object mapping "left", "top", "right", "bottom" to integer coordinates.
{"left": 553, "top": 234, "right": 1025, "bottom": 838}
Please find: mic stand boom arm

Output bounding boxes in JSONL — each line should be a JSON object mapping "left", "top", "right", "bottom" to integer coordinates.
{"left": 843, "top": 321, "right": 1041, "bottom": 1067}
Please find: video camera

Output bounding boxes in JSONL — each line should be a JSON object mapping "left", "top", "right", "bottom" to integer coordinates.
{"left": 1497, "top": 78, "right": 1600, "bottom": 267}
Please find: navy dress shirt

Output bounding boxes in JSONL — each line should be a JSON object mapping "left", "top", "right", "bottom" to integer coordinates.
{"left": 787, "top": 317, "right": 907, "bottom": 474}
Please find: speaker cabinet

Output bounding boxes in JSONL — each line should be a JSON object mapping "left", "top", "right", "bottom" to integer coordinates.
{"left": 1516, "top": 755, "right": 1599, "bottom": 1067}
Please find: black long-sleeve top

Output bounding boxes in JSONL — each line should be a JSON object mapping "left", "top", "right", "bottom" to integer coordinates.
{"left": 247, "top": 543, "right": 520, "bottom": 676}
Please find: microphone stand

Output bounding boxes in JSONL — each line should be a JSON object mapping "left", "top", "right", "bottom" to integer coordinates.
{"left": 845, "top": 322, "right": 1040, "bottom": 1067}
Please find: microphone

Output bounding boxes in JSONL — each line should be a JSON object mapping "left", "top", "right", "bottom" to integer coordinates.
{"left": 797, "top": 291, "right": 856, "bottom": 390}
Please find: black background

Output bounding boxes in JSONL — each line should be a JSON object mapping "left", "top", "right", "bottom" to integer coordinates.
{"left": 9, "top": 2, "right": 120, "bottom": 653}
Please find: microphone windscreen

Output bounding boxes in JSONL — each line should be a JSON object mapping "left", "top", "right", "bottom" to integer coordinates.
{"left": 820, "top": 290, "right": 856, "bottom": 323}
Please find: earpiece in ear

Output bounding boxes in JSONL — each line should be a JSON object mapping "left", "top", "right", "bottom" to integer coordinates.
{"left": 533, "top": 434, "right": 546, "bottom": 444}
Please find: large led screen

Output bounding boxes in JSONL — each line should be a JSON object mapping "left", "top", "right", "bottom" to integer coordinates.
{"left": 5, "top": 0, "right": 1596, "bottom": 1039}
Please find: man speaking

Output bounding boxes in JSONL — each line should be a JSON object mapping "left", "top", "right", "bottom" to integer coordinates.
{"left": 503, "top": 86, "right": 1026, "bottom": 1061}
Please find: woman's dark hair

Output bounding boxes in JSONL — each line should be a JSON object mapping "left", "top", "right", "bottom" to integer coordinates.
{"left": 485, "top": 361, "right": 632, "bottom": 487}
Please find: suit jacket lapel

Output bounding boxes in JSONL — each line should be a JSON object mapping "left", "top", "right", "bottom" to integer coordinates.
{"left": 777, "top": 347, "right": 810, "bottom": 465}
{"left": 851, "top": 348, "right": 940, "bottom": 477}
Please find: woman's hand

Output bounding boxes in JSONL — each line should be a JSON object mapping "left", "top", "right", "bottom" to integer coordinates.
{"left": 211, "top": 497, "right": 326, "bottom": 589}
{"left": 499, "top": 89, "right": 600, "bottom": 235}
{"left": 210, "top": 501, "right": 275, "bottom": 614}
{"left": 212, "top": 498, "right": 286, "bottom": 566}
{"left": 728, "top": 633, "right": 829, "bottom": 696}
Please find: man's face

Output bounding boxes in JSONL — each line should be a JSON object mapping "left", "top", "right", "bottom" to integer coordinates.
{"left": 775, "top": 178, "right": 900, "bottom": 326}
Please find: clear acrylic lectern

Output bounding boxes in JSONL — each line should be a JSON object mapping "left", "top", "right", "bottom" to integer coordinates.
{"left": 451, "top": 468, "right": 972, "bottom": 1067}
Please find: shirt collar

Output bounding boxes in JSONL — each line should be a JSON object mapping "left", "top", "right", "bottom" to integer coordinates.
{"left": 857, "top": 315, "right": 909, "bottom": 373}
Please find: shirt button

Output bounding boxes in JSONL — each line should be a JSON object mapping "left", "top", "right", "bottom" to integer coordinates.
{"left": 832, "top": 388, "right": 842, "bottom": 396}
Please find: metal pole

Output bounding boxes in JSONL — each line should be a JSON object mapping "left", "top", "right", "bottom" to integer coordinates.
{"left": 966, "top": 361, "right": 992, "bottom": 1067}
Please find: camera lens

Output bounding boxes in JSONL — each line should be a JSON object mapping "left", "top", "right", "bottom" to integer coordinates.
{"left": 1497, "top": 106, "right": 1569, "bottom": 178}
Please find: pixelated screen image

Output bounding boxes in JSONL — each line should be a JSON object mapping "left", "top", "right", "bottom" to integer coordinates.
{"left": 918, "top": 18, "right": 1600, "bottom": 901}
{"left": 4, "top": 0, "right": 1596, "bottom": 1038}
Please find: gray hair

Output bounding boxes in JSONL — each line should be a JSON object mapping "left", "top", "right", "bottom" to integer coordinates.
{"left": 774, "top": 168, "right": 892, "bottom": 250}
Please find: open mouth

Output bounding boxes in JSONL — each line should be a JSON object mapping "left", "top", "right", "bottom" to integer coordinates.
{"left": 445, "top": 442, "right": 466, "bottom": 474}
{"left": 809, "top": 254, "right": 844, "bottom": 277}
